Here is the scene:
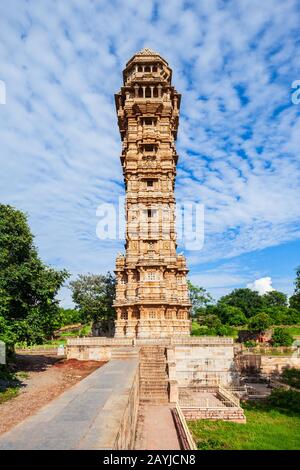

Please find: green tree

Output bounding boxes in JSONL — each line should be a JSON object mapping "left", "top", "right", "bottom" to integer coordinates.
{"left": 248, "top": 313, "right": 272, "bottom": 332}
{"left": 261, "top": 306, "right": 300, "bottom": 325}
{"left": 289, "top": 266, "right": 300, "bottom": 311}
{"left": 271, "top": 328, "right": 294, "bottom": 347}
{"left": 262, "top": 290, "right": 288, "bottom": 308}
{"left": 0, "top": 205, "right": 69, "bottom": 344}
{"left": 58, "top": 308, "right": 82, "bottom": 326}
{"left": 69, "top": 272, "right": 116, "bottom": 323}
{"left": 197, "top": 314, "right": 221, "bottom": 328}
{"left": 215, "top": 324, "right": 235, "bottom": 337}
{"left": 219, "top": 305, "right": 247, "bottom": 326}
{"left": 188, "top": 281, "right": 213, "bottom": 317}
{"left": 218, "top": 288, "right": 263, "bottom": 318}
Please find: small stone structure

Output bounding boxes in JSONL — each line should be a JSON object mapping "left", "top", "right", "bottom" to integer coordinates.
{"left": 238, "top": 329, "right": 272, "bottom": 344}
{"left": 236, "top": 353, "right": 300, "bottom": 378}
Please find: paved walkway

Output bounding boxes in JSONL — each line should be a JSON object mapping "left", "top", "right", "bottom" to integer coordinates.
{"left": 0, "top": 358, "right": 138, "bottom": 450}
{"left": 135, "top": 405, "right": 181, "bottom": 450}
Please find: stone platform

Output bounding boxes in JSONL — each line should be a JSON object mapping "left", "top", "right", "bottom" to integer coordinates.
{"left": 0, "top": 358, "right": 139, "bottom": 450}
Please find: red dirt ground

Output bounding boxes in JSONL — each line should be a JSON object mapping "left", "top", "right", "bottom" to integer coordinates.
{"left": 0, "top": 354, "right": 105, "bottom": 435}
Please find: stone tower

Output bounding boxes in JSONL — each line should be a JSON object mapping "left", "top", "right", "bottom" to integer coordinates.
{"left": 114, "top": 48, "right": 191, "bottom": 338}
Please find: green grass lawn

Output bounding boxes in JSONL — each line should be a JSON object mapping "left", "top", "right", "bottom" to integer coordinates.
{"left": 285, "top": 326, "right": 300, "bottom": 337}
{"left": 188, "top": 402, "right": 300, "bottom": 450}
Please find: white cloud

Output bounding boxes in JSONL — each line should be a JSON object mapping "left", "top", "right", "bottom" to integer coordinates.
{"left": 247, "top": 277, "right": 275, "bottom": 295}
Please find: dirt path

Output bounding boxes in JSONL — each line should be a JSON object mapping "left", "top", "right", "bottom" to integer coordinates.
{"left": 0, "top": 354, "right": 105, "bottom": 435}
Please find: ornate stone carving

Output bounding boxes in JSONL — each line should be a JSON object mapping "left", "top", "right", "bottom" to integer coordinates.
{"left": 114, "top": 50, "right": 191, "bottom": 338}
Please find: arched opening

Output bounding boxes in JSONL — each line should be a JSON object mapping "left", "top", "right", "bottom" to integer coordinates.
{"left": 145, "top": 65, "right": 150, "bottom": 72}
{"left": 145, "top": 86, "right": 151, "bottom": 98}
{"left": 138, "top": 65, "right": 142, "bottom": 72}
{"left": 153, "top": 87, "right": 158, "bottom": 98}
{"left": 138, "top": 87, "right": 143, "bottom": 98}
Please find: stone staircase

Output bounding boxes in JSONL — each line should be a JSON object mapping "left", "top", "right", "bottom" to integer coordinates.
{"left": 139, "top": 346, "right": 169, "bottom": 404}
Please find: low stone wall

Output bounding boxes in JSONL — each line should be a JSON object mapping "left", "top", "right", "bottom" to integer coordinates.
{"left": 114, "top": 366, "right": 139, "bottom": 449}
{"left": 182, "top": 406, "right": 245, "bottom": 423}
{"left": 169, "top": 343, "right": 238, "bottom": 387}
{"left": 67, "top": 344, "right": 113, "bottom": 361}
{"left": 66, "top": 336, "right": 234, "bottom": 362}
{"left": 236, "top": 354, "right": 300, "bottom": 377}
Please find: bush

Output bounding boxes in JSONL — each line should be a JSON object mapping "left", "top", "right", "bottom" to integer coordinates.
{"left": 248, "top": 313, "right": 272, "bottom": 332}
{"left": 271, "top": 328, "right": 294, "bottom": 346}
{"left": 268, "top": 388, "right": 300, "bottom": 413}
{"left": 281, "top": 368, "right": 300, "bottom": 390}
{"left": 215, "top": 324, "right": 235, "bottom": 336}
{"left": 197, "top": 314, "right": 221, "bottom": 328}
{"left": 191, "top": 325, "right": 218, "bottom": 336}
{"left": 244, "top": 340, "right": 257, "bottom": 348}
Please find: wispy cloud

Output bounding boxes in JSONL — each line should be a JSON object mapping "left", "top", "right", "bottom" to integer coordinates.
{"left": 0, "top": 0, "right": 299, "bottom": 304}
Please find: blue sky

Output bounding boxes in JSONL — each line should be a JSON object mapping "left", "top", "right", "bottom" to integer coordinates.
{"left": 0, "top": 0, "right": 300, "bottom": 306}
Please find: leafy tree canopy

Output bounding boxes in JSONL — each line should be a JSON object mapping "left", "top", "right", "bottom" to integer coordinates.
{"left": 197, "top": 314, "right": 221, "bottom": 328}
{"left": 289, "top": 266, "right": 300, "bottom": 311}
{"left": 248, "top": 313, "right": 272, "bottom": 332}
{"left": 217, "top": 305, "right": 247, "bottom": 326}
{"left": 260, "top": 306, "right": 300, "bottom": 325}
{"left": 58, "top": 308, "right": 82, "bottom": 326}
{"left": 188, "top": 281, "right": 213, "bottom": 317}
{"left": 262, "top": 290, "right": 288, "bottom": 308}
{"left": 69, "top": 272, "right": 116, "bottom": 323}
{"left": 218, "top": 288, "right": 263, "bottom": 317}
{"left": 0, "top": 205, "right": 69, "bottom": 344}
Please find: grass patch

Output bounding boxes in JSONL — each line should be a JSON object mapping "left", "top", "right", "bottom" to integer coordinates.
{"left": 0, "top": 366, "right": 22, "bottom": 404}
{"left": 0, "top": 387, "right": 19, "bottom": 404}
{"left": 285, "top": 326, "right": 300, "bottom": 338}
{"left": 188, "top": 401, "right": 300, "bottom": 450}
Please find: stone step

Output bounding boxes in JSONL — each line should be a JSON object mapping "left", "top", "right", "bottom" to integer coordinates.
{"left": 140, "top": 399, "right": 169, "bottom": 405}
{"left": 140, "top": 385, "right": 168, "bottom": 391}
{"left": 140, "top": 355, "right": 167, "bottom": 363}
{"left": 140, "top": 360, "right": 166, "bottom": 363}
{"left": 140, "top": 364, "right": 166, "bottom": 369}
{"left": 140, "top": 393, "right": 169, "bottom": 399}
{"left": 140, "top": 375, "right": 168, "bottom": 384}
{"left": 140, "top": 377, "right": 167, "bottom": 382}
{"left": 140, "top": 396, "right": 169, "bottom": 403}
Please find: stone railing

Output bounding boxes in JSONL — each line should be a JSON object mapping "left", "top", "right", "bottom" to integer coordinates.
{"left": 67, "top": 337, "right": 132, "bottom": 346}
{"left": 67, "top": 336, "right": 234, "bottom": 348}
{"left": 218, "top": 385, "right": 240, "bottom": 407}
{"left": 136, "top": 336, "right": 233, "bottom": 346}
{"left": 172, "top": 404, "right": 197, "bottom": 450}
